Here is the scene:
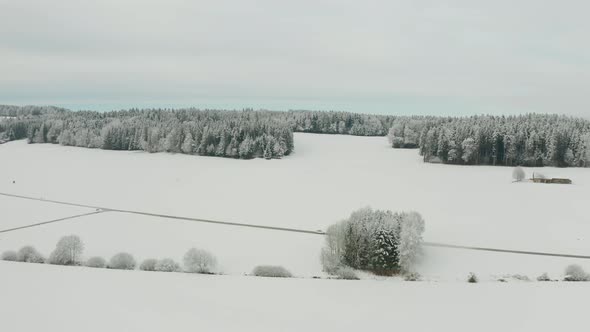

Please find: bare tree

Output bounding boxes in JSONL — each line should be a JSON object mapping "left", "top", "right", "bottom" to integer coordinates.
{"left": 512, "top": 167, "right": 526, "bottom": 182}
{"left": 48, "top": 235, "right": 84, "bottom": 265}
{"left": 183, "top": 248, "right": 217, "bottom": 273}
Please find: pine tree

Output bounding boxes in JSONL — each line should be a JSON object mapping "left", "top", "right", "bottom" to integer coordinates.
{"left": 370, "top": 227, "right": 399, "bottom": 274}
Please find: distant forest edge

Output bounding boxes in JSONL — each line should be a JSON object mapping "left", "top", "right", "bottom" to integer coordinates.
{"left": 1, "top": 105, "right": 589, "bottom": 166}
{"left": 387, "top": 115, "right": 590, "bottom": 167}
{"left": 0, "top": 105, "right": 294, "bottom": 159}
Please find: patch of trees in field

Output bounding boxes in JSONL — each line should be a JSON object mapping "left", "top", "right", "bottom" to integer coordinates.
{"left": 321, "top": 207, "right": 425, "bottom": 276}
{"left": 0, "top": 107, "right": 294, "bottom": 159}
{"left": 388, "top": 114, "right": 590, "bottom": 167}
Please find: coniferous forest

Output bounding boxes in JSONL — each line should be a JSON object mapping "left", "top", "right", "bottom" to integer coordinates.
{"left": 1, "top": 105, "right": 589, "bottom": 166}
{"left": 1, "top": 106, "right": 294, "bottom": 159}
{"left": 387, "top": 115, "right": 590, "bottom": 167}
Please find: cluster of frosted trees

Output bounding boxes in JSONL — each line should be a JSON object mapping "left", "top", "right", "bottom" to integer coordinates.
{"left": 1, "top": 108, "right": 294, "bottom": 159}
{"left": 0, "top": 235, "right": 218, "bottom": 274}
{"left": 1, "top": 235, "right": 299, "bottom": 278}
{"left": 388, "top": 114, "right": 590, "bottom": 167}
{"left": 321, "top": 207, "right": 425, "bottom": 276}
{"left": 4, "top": 104, "right": 590, "bottom": 167}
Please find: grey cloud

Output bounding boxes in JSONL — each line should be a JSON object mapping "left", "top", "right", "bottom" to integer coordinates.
{"left": 0, "top": 0, "right": 589, "bottom": 115}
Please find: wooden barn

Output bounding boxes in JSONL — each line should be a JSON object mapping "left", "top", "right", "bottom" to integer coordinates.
{"left": 531, "top": 175, "right": 572, "bottom": 184}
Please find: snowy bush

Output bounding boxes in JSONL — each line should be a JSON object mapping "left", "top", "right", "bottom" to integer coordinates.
{"left": 252, "top": 265, "right": 293, "bottom": 278}
{"left": 508, "top": 274, "right": 530, "bottom": 281}
{"left": 16, "top": 246, "right": 45, "bottom": 263}
{"left": 467, "top": 272, "right": 478, "bottom": 283}
{"left": 155, "top": 258, "right": 181, "bottom": 272}
{"left": 183, "top": 248, "right": 217, "bottom": 273}
{"left": 85, "top": 256, "right": 107, "bottom": 268}
{"left": 48, "top": 235, "right": 84, "bottom": 265}
{"left": 109, "top": 252, "right": 136, "bottom": 270}
{"left": 1, "top": 250, "right": 18, "bottom": 261}
{"left": 564, "top": 264, "right": 590, "bottom": 282}
{"left": 139, "top": 258, "right": 158, "bottom": 271}
{"left": 537, "top": 273, "right": 551, "bottom": 282}
{"left": 334, "top": 267, "right": 359, "bottom": 280}
{"left": 321, "top": 207, "right": 425, "bottom": 275}
{"left": 512, "top": 167, "right": 526, "bottom": 182}
{"left": 404, "top": 272, "right": 421, "bottom": 281}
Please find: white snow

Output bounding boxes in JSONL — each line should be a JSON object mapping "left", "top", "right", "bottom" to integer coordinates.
{"left": 0, "top": 261, "right": 588, "bottom": 332}
{"left": 1, "top": 133, "right": 589, "bottom": 331}
{"left": 1, "top": 134, "right": 589, "bottom": 278}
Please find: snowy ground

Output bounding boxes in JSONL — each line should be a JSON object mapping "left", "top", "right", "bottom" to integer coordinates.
{"left": 1, "top": 133, "right": 589, "bottom": 279}
{"left": 1, "top": 261, "right": 588, "bottom": 332}
{"left": 1, "top": 133, "right": 589, "bottom": 331}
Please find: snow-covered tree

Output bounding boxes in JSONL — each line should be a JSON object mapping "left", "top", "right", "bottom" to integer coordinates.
{"left": 155, "top": 258, "right": 181, "bottom": 272}
{"left": 398, "top": 212, "right": 425, "bottom": 273}
{"left": 581, "top": 134, "right": 590, "bottom": 167}
{"left": 564, "top": 264, "right": 589, "bottom": 281}
{"left": 1, "top": 250, "right": 18, "bottom": 261}
{"left": 251, "top": 265, "right": 292, "bottom": 278}
{"left": 512, "top": 167, "right": 526, "bottom": 182}
{"left": 85, "top": 256, "right": 107, "bottom": 268}
{"left": 139, "top": 258, "right": 158, "bottom": 271}
{"left": 369, "top": 227, "right": 399, "bottom": 273}
{"left": 109, "top": 252, "right": 136, "bottom": 270}
{"left": 180, "top": 132, "right": 194, "bottom": 154}
{"left": 16, "top": 245, "right": 45, "bottom": 263}
{"left": 461, "top": 137, "right": 477, "bottom": 164}
{"left": 183, "top": 248, "right": 217, "bottom": 273}
{"left": 48, "top": 235, "right": 84, "bottom": 265}
{"left": 322, "top": 207, "right": 424, "bottom": 275}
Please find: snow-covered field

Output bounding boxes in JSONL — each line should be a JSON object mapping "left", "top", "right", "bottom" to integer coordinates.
{"left": 1, "top": 133, "right": 589, "bottom": 278}
{"left": 0, "top": 133, "right": 589, "bottom": 331}
{"left": 1, "top": 261, "right": 588, "bottom": 332}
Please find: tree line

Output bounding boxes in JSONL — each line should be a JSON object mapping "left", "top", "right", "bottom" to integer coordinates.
{"left": 2, "top": 105, "right": 590, "bottom": 166}
{"left": 388, "top": 114, "right": 590, "bottom": 167}
{"left": 1, "top": 106, "right": 294, "bottom": 159}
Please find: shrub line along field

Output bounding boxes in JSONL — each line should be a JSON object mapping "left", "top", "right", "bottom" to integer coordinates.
{"left": 2, "top": 191, "right": 590, "bottom": 261}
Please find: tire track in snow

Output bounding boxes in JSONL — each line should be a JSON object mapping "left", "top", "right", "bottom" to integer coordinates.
{"left": 2, "top": 191, "right": 590, "bottom": 259}
{"left": 0, "top": 210, "right": 106, "bottom": 234}
{"left": 422, "top": 242, "right": 590, "bottom": 260}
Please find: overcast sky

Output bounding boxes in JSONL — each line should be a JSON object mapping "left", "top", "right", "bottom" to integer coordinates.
{"left": 1, "top": 0, "right": 589, "bottom": 115}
